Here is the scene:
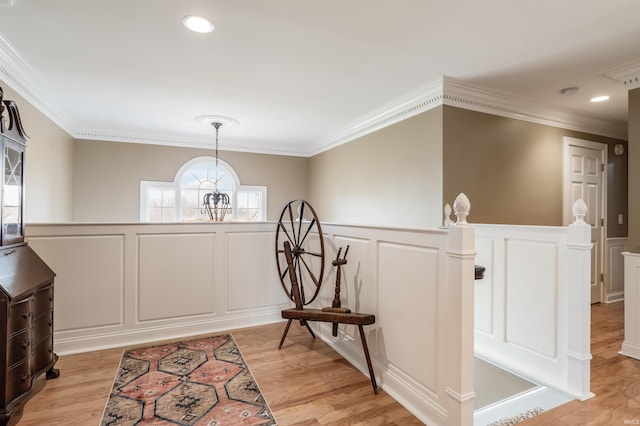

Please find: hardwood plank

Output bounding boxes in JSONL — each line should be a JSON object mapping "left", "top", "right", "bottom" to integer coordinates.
{"left": 9, "top": 321, "right": 420, "bottom": 425}
{"left": 523, "top": 301, "right": 640, "bottom": 425}
{"left": 11, "top": 302, "right": 633, "bottom": 425}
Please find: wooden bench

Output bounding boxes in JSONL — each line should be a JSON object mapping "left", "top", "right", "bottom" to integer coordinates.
{"left": 278, "top": 241, "right": 378, "bottom": 394}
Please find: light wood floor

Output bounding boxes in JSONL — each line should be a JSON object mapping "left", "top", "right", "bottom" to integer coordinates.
{"left": 8, "top": 301, "right": 635, "bottom": 425}
{"left": 9, "top": 321, "right": 423, "bottom": 425}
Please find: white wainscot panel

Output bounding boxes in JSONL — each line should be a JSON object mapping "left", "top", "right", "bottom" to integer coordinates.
{"left": 138, "top": 233, "right": 215, "bottom": 321}
{"left": 28, "top": 235, "right": 124, "bottom": 331}
{"left": 607, "top": 238, "right": 626, "bottom": 301}
{"left": 474, "top": 237, "right": 494, "bottom": 335}
{"left": 378, "top": 241, "right": 439, "bottom": 392}
{"left": 505, "top": 239, "right": 558, "bottom": 358}
{"left": 226, "top": 232, "right": 288, "bottom": 310}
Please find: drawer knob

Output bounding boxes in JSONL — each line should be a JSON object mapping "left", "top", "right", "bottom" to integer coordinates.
{"left": 20, "top": 374, "right": 30, "bottom": 382}
{"left": 21, "top": 341, "right": 30, "bottom": 349}
{"left": 21, "top": 312, "right": 30, "bottom": 319}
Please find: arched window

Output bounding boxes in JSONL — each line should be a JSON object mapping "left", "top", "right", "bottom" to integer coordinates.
{"left": 140, "top": 156, "right": 266, "bottom": 222}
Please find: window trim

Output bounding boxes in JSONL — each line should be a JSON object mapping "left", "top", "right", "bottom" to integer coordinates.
{"left": 140, "top": 156, "right": 267, "bottom": 222}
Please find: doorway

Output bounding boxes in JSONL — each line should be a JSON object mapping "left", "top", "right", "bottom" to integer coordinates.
{"left": 563, "top": 137, "right": 607, "bottom": 304}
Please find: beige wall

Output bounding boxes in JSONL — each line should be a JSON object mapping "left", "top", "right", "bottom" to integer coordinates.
{"left": 628, "top": 88, "right": 640, "bottom": 251}
{"left": 443, "top": 106, "right": 627, "bottom": 237}
{"left": 309, "top": 108, "right": 443, "bottom": 228}
{"left": 73, "top": 139, "right": 309, "bottom": 222}
{"left": 1, "top": 83, "right": 75, "bottom": 223}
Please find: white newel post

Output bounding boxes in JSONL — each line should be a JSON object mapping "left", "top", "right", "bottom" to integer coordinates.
{"left": 621, "top": 252, "right": 640, "bottom": 359}
{"left": 445, "top": 193, "right": 476, "bottom": 425}
{"left": 566, "top": 199, "right": 594, "bottom": 400}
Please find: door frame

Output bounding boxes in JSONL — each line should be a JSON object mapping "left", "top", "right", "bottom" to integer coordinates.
{"left": 562, "top": 136, "right": 607, "bottom": 303}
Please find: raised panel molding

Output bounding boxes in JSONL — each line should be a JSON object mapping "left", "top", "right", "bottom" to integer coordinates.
{"left": 378, "top": 241, "right": 440, "bottom": 393}
{"left": 138, "top": 233, "right": 216, "bottom": 321}
{"left": 27, "top": 235, "right": 125, "bottom": 331}
{"left": 606, "top": 238, "right": 627, "bottom": 303}
{"left": 505, "top": 239, "right": 559, "bottom": 358}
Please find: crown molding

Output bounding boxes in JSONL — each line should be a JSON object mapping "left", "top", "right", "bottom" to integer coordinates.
{"left": 75, "top": 130, "right": 310, "bottom": 157}
{"left": 308, "top": 79, "right": 445, "bottom": 156}
{"left": 0, "top": 33, "right": 78, "bottom": 136}
{"left": 605, "top": 60, "right": 640, "bottom": 91}
{"left": 442, "top": 77, "right": 627, "bottom": 140}
{"left": 310, "top": 76, "right": 626, "bottom": 156}
{"left": 0, "top": 29, "right": 628, "bottom": 157}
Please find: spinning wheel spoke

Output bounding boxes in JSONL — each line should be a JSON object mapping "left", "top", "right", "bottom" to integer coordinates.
{"left": 298, "top": 218, "right": 316, "bottom": 248}
{"left": 298, "top": 255, "right": 320, "bottom": 289}
{"left": 275, "top": 200, "right": 325, "bottom": 306}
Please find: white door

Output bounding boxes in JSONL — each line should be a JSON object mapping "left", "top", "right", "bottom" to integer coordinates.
{"left": 563, "top": 137, "right": 607, "bottom": 304}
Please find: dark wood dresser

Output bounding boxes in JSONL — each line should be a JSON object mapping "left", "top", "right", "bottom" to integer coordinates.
{"left": 0, "top": 87, "right": 58, "bottom": 425}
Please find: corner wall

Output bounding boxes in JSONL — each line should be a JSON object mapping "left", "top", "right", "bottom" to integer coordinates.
{"left": 628, "top": 88, "right": 640, "bottom": 252}
{"left": 1, "top": 82, "right": 75, "bottom": 223}
{"left": 443, "top": 106, "right": 627, "bottom": 236}
{"left": 308, "top": 107, "right": 444, "bottom": 229}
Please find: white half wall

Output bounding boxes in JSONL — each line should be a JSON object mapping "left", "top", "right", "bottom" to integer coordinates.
{"left": 26, "top": 223, "right": 290, "bottom": 354}
{"left": 474, "top": 222, "right": 592, "bottom": 400}
{"left": 26, "top": 220, "right": 476, "bottom": 426}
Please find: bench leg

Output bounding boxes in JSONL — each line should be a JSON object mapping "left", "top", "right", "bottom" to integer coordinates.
{"left": 302, "top": 320, "right": 316, "bottom": 339}
{"left": 279, "top": 319, "right": 318, "bottom": 349}
{"left": 358, "top": 325, "right": 378, "bottom": 394}
{"left": 278, "top": 319, "right": 293, "bottom": 349}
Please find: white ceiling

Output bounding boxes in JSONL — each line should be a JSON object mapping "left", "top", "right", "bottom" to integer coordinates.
{"left": 0, "top": 0, "right": 638, "bottom": 156}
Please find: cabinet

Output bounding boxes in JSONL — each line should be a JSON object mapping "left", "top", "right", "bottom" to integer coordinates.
{"left": 0, "top": 87, "right": 58, "bottom": 425}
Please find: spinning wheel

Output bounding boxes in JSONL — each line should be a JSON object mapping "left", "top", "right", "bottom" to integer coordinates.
{"left": 275, "top": 199, "right": 325, "bottom": 306}
{"left": 274, "top": 200, "right": 379, "bottom": 394}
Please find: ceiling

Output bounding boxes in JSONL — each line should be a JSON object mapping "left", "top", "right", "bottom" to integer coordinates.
{"left": 0, "top": 0, "right": 639, "bottom": 156}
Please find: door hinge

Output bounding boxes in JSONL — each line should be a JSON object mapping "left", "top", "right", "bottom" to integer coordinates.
{"left": 601, "top": 163, "right": 604, "bottom": 172}
{"left": 600, "top": 273, "right": 604, "bottom": 282}
{"left": 601, "top": 218, "right": 604, "bottom": 226}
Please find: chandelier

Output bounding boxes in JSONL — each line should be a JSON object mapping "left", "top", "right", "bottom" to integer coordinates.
{"left": 202, "top": 121, "right": 230, "bottom": 222}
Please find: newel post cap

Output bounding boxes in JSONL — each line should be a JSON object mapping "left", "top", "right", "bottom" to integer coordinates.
{"left": 572, "top": 199, "right": 588, "bottom": 225}
{"left": 453, "top": 193, "right": 470, "bottom": 225}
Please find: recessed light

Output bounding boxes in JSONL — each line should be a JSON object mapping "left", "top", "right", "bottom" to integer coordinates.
{"left": 183, "top": 15, "right": 214, "bottom": 33}
{"left": 590, "top": 95, "right": 610, "bottom": 103}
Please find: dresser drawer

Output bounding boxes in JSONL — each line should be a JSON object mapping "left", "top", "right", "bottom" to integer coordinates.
{"left": 7, "top": 330, "right": 29, "bottom": 369}
{"left": 32, "top": 312, "right": 53, "bottom": 344}
{"left": 8, "top": 297, "right": 31, "bottom": 336}
{"left": 31, "top": 339, "right": 54, "bottom": 374}
{"left": 32, "top": 284, "right": 53, "bottom": 316}
{"left": 5, "top": 360, "right": 30, "bottom": 404}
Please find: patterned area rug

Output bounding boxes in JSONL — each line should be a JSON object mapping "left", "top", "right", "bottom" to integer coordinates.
{"left": 100, "top": 334, "right": 276, "bottom": 425}
{"left": 487, "top": 407, "right": 545, "bottom": 426}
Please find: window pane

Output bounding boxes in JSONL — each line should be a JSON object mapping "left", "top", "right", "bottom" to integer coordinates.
{"left": 142, "top": 159, "right": 266, "bottom": 223}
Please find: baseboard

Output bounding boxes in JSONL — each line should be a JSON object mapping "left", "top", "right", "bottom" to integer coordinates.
{"left": 619, "top": 341, "right": 640, "bottom": 361}
{"left": 313, "top": 322, "right": 448, "bottom": 426}
{"left": 53, "top": 311, "right": 284, "bottom": 355}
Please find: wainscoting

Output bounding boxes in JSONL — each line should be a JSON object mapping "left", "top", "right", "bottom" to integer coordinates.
{"left": 605, "top": 237, "right": 627, "bottom": 303}
{"left": 26, "top": 220, "right": 476, "bottom": 426}
{"left": 474, "top": 222, "right": 592, "bottom": 401}
{"left": 26, "top": 223, "right": 290, "bottom": 355}
{"left": 26, "top": 215, "right": 593, "bottom": 425}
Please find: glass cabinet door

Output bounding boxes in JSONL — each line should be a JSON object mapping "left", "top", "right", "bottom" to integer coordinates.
{"left": 2, "top": 141, "right": 23, "bottom": 245}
